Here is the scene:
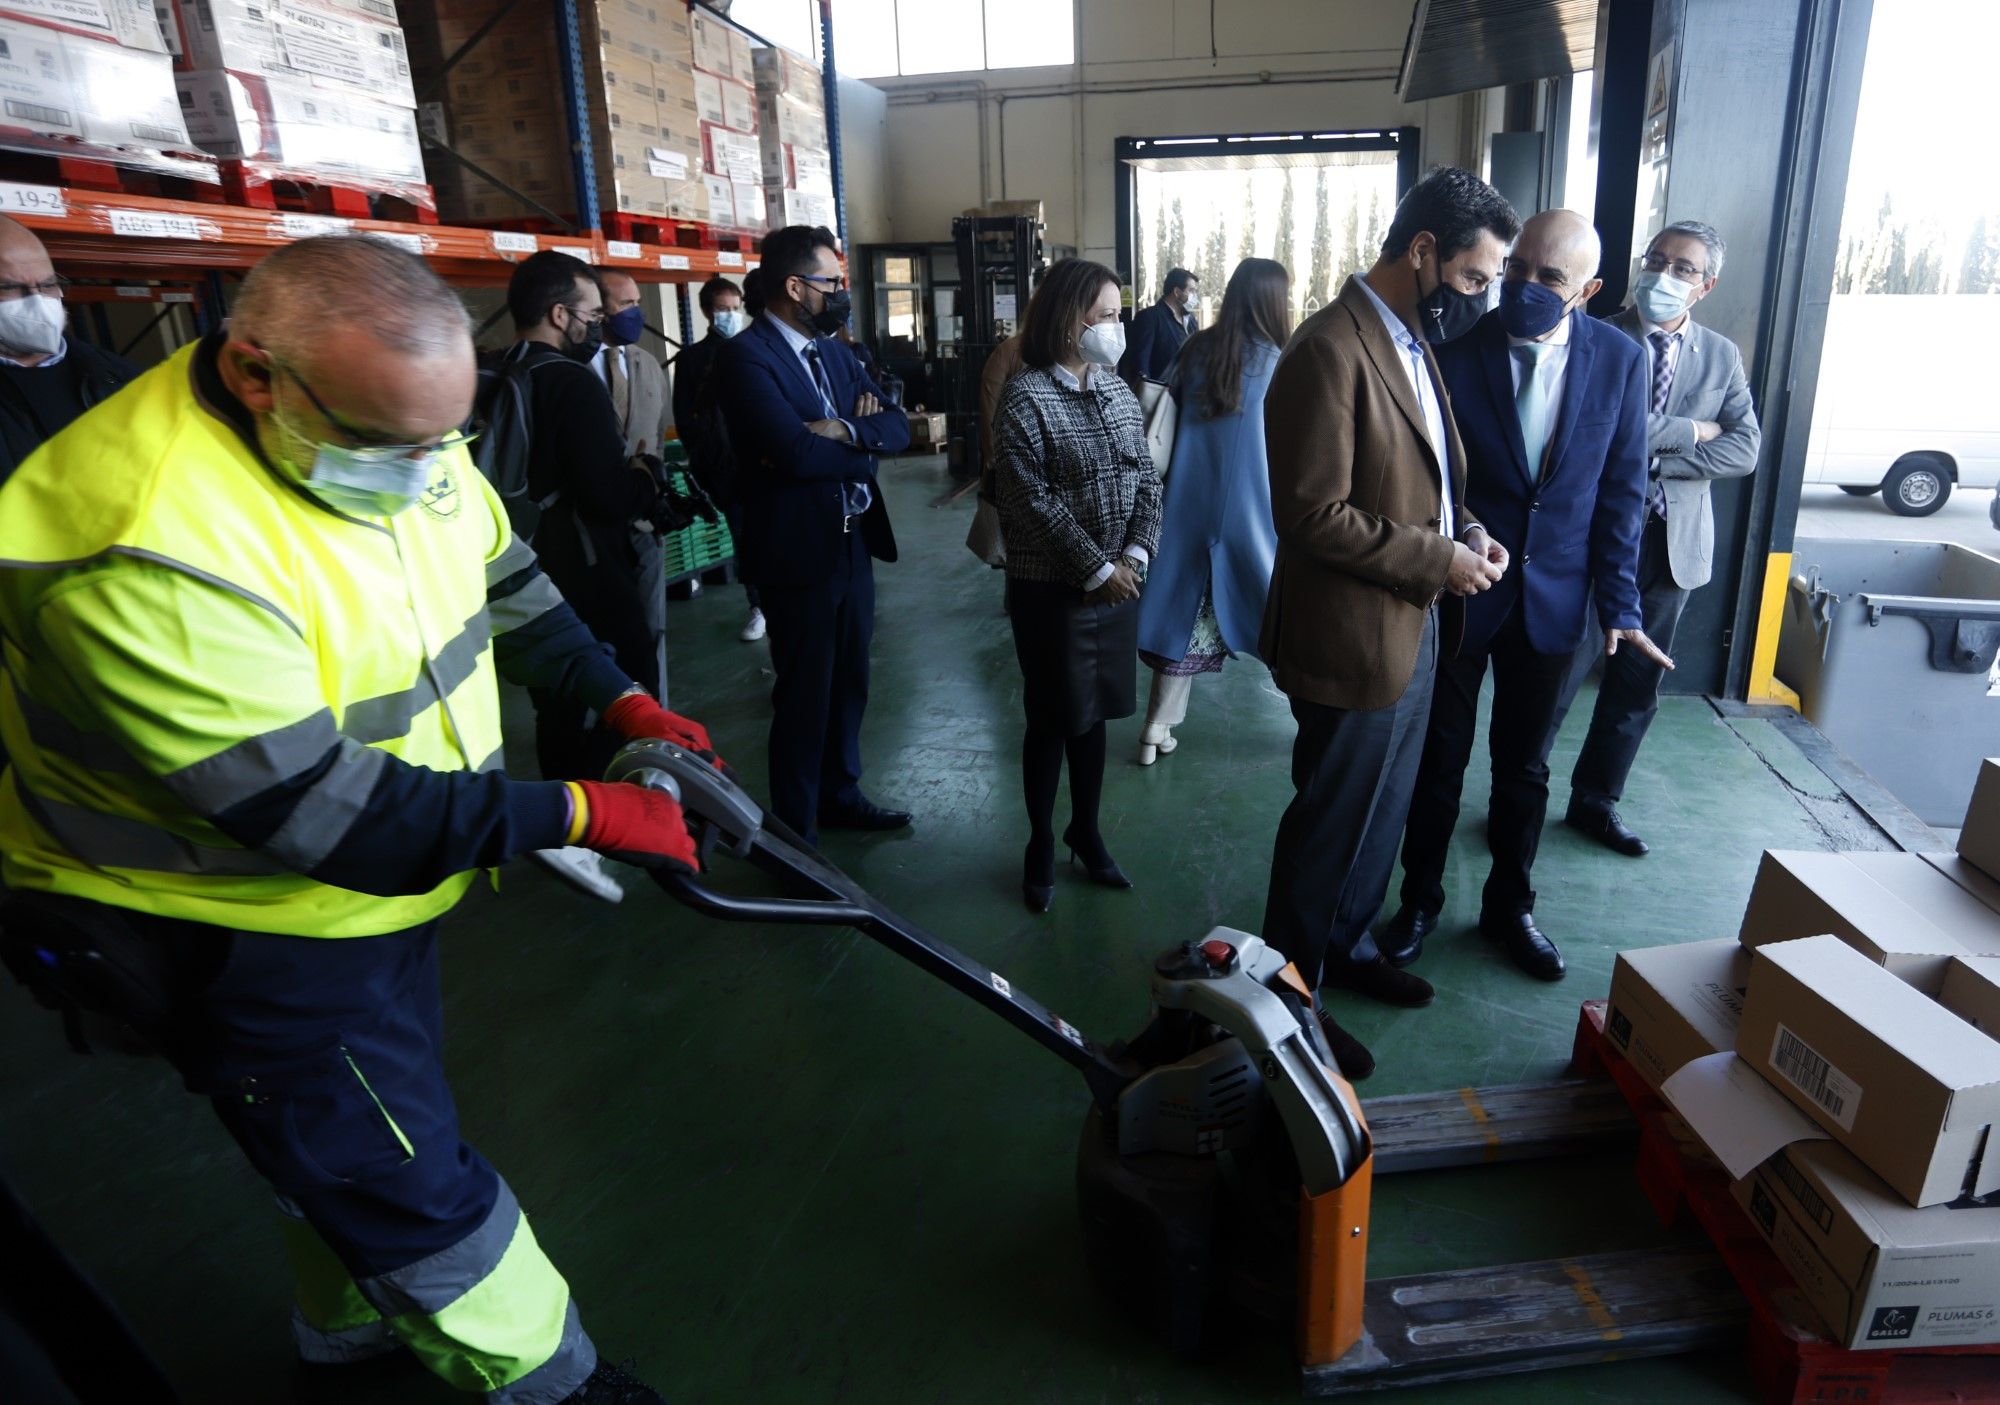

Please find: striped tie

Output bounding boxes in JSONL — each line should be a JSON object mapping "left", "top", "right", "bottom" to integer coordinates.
{"left": 1648, "top": 331, "right": 1677, "bottom": 519}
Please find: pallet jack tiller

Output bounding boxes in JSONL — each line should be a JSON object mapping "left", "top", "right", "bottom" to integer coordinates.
{"left": 612, "top": 741, "right": 1743, "bottom": 1393}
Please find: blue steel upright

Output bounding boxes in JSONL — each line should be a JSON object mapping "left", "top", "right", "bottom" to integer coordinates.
{"left": 820, "top": 0, "right": 846, "bottom": 244}
{"left": 554, "top": 0, "right": 602, "bottom": 232}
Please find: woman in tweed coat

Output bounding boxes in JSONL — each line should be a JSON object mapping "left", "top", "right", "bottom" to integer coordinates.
{"left": 993, "top": 258, "right": 1164, "bottom": 914}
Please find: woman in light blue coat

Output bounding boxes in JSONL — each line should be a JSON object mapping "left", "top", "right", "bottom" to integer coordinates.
{"left": 1136, "top": 258, "right": 1291, "bottom": 763}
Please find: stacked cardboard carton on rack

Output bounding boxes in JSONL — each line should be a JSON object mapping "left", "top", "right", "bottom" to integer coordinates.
{"left": 689, "top": 7, "right": 762, "bottom": 235}
{"left": 1605, "top": 757, "right": 2000, "bottom": 1351}
{"left": 164, "top": 0, "right": 429, "bottom": 208}
{"left": 0, "top": 0, "right": 210, "bottom": 183}
{"left": 751, "top": 40, "right": 831, "bottom": 232}
{"left": 400, "top": 0, "right": 706, "bottom": 233}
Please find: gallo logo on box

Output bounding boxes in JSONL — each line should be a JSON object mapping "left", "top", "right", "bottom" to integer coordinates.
{"left": 1866, "top": 1305, "right": 1920, "bottom": 1341}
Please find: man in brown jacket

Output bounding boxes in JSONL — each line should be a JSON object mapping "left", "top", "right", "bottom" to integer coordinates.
{"left": 1261, "top": 167, "right": 1520, "bottom": 1079}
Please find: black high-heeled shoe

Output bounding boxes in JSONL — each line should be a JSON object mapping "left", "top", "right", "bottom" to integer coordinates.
{"left": 1022, "top": 840, "right": 1055, "bottom": 913}
{"left": 1061, "top": 823, "right": 1133, "bottom": 890}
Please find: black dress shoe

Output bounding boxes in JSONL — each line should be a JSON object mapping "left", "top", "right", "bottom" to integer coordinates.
{"left": 1566, "top": 805, "right": 1649, "bottom": 857}
{"left": 819, "top": 799, "right": 914, "bottom": 832}
{"left": 1480, "top": 911, "right": 1567, "bottom": 981}
{"left": 1061, "top": 823, "right": 1132, "bottom": 889}
{"left": 1314, "top": 1006, "right": 1376, "bottom": 1080}
{"left": 1021, "top": 840, "right": 1055, "bottom": 914}
{"left": 1376, "top": 906, "right": 1438, "bottom": 969}
{"left": 1325, "top": 955, "right": 1435, "bottom": 1008}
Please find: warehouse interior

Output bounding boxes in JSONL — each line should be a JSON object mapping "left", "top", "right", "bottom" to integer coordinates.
{"left": 3, "top": 0, "right": 2000, "bottom": 1403}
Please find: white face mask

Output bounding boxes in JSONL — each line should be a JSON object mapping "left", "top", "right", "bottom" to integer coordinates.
{"left": 1079, "top": 320, "right": 1125, "bottom": 368}
{"left": 272, "top": 405, "right": 435, "bottom": 518}
{"left": 712, "top": 309, "right": 747, "bottom": 338}
{"left": 0, "top": 293, "right": 66, "bottom": 359}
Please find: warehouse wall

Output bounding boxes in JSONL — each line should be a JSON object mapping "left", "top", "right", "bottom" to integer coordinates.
{"left": 838, "top": 76, "right": 893, "bottom": 245}
{"left": 868, "top": 0, "right": 1486, "bottom": 264}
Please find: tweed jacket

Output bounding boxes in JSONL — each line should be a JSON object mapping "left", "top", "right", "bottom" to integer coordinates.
{"left": 992, "top": 364, "right": 1164, "bottom": 588}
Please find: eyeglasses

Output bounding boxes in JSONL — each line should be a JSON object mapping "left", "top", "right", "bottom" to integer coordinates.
{"left": 1640, "top": 253, "right": 1708, "bottom": 282}
{"left": 274, "top": 358, "right": 473, "bottom": 460}
{"left": 797, "top": 273, "right": 848, "bottom": 291}
{"left": 0, "top": 275, "right": 70, "bottom": 301}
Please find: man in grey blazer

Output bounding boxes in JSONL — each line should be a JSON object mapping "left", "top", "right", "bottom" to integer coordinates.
{"left": 1554, "top": 220, "right": 1761, "bottom": 856}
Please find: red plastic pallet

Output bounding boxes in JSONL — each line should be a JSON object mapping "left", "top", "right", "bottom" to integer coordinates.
{"left": 218, "top": 162, "right": 439, "bottom": 225}
{"left": 0, "top": 149, "right": 226, "bottom": 205}
{"left": 1571, "top": 1001, "right": 2000, "bottom": 1404}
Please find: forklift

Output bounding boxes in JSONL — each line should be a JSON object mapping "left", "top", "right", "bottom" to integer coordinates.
{"left": 616, "top": 739, "right": 1743, "bottom": 1394}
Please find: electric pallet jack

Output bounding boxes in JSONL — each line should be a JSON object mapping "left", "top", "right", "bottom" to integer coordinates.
{"left": 612, "top": 741, "right": 1743, "bottom": 1394}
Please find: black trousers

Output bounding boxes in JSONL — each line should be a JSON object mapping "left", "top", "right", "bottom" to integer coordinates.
{"left": 531, "top": 541, "right": 660, "bottom": 784}
{"left": 1399, "top": 603, "right": 1574, "bottom": 921}
{"left": 1262, "top": 612, "right": 1437, "bottom": 988}
{"left": 759, "top": 529, "right": 874, "bottom": 844}
{"left": 1552, "top": 513, "right": 1689, "bottom": 814}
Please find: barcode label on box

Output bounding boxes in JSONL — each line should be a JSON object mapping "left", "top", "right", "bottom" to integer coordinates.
{"left": 0, "top": 182, "right": 65, "bottom": 218}
{"left": 605, "top": 240, "right": 641, "bottom": 259}
{"left": 491, "top": 231, "right": 538, "bottom": 253}
{"left": 658, "top": 253, "right": 690, "bottom": 270}
{"left": 1770, "top": 1024, "right": 1862, "bottom": 1131}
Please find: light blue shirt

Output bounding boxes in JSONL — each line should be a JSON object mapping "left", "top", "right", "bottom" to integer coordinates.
{"left": 1354, "top": 277, "right": 1453, "bottom": 540}
{"left": 1506, "top": 309, "right": 1573, "bottom": 404}
{"left": 764, "top": 312, "right": 869, "bottom": 516}
{"left": 10, "top": 335, "right": 66, "bottom": 368}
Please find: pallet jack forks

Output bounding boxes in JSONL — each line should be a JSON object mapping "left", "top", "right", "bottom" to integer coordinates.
{"left": 611, "top": 741, "right": 1755, "bottom": 1395}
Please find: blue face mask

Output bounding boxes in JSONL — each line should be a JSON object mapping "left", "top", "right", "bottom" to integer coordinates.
{"left": 604, "top": 306, "right": 646, "bottom": 347}
{"left": 1498, "top": 279, "right": 1577, "bottom": 340}
{"left": 272, "top": 405, "right": 441, "bottom": 518}
{"left": 1630, "top": 270, "right": 1694, "bottom": 325}
{"left": 711, "top": 309, "right": 747, "bottom": 338}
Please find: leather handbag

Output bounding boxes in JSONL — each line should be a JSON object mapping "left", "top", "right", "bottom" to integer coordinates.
{"left": 1137, "top": 377, "right": 1178, "bottom": 479}
{"left": 965, "top": 492, "right": 1006, "bottom": 567}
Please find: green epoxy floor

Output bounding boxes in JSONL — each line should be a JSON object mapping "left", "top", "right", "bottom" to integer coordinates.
{"left": 0, "top": 459, "right": 1871, "bottom": 1403}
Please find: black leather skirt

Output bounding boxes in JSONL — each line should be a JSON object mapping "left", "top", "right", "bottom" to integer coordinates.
{"left": 1005, "top": 576, "right": 1139, "bottom": 736}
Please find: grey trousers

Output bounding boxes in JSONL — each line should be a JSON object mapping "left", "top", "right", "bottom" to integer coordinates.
{"left": 1262, "top": 611, "right": 1438, "bottom": 988}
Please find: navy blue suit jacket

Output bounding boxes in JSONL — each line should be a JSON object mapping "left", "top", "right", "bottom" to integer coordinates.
{"left": 717, "top": 314, "right": 911, "bottom": 589}
{"left": 1435, "top": 309, "right": 1649, "bottom": 655}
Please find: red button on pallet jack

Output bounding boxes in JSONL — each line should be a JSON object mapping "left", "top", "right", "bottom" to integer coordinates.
{"left": 1199, "top": 939, "right": 1236, "bottom": 967}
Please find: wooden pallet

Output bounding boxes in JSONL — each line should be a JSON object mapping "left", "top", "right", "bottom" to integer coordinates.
{"left": 218, "top": 162, "right": 438, "bottom": 225}
{"left": 1570, "top": 1000, "right": 2000, "bottom": 1405}
{"left": 0, "top": 148, "right": 225, "bottom": 204}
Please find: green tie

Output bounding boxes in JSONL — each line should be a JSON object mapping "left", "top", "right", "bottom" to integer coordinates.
{"left": 1514, "top": 342, "right": 1554, "bottom": 482}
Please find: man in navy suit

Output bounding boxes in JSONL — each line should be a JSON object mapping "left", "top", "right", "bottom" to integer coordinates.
{"left": 1116, "top": 267, "right": 1197, "bottom": 390}
{"left": 717, "top": 224, "right": 913, "bottom": 846}
{"left": 1383, "top": 210, "right": 1674, "bottom": 980}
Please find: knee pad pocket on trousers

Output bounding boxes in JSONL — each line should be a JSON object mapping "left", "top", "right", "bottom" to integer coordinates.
{"left": 216, "top": 1044, "right": 428, "bottom": 1193}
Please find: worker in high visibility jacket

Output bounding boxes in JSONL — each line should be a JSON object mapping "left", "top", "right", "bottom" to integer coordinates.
{"left": 0, "top": 237, "right": 700, "bottom": 1405}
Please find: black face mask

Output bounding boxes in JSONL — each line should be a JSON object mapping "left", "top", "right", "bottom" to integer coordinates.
{"left": 561, "top": 308, "right": 604, "bottom": 362}
{"left": 803, "top": 283, "right": 851, "bottom": 337}
{"left": 1415, "top": 251, "right": 1488, "bottom": 345}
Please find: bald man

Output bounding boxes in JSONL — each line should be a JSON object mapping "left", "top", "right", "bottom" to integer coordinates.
{"left": 0, "top": 215, "right": 137, "bottom": 484}
{"left": 1383, "top": 209, "right": 1669, "bottom": 982}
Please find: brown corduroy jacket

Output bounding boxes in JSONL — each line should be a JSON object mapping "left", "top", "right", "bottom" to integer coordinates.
{"left": 1259, "top": 275, "right": 1478, "bottom": 711}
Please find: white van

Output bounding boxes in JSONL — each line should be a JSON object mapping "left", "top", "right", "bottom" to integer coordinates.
{"left": 1803, "top": 293, "right": 2000, "bottom": 516}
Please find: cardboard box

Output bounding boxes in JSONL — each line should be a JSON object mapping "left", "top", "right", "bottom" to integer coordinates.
{"left": 176, "top": 67, "right": 423, "bottom": 183}
{"left": 1842, "top": 849, "right": 2000, "bottom": 957}
{"left": 692, "top": 67, "right": 723, "bottom": 125}
{"left": 728, "top": 178, "right": 763, "bottom": 229}
{"left": 0, "top": 17, "right": 192, "bottom": 148}
{"left": 1963, "top": 759, "right": 2000, "bottom": 882}
{"left": 1923, "top": 851, "right": 2000, "bottom": 915}
{"left": 907, "top": 411, "right": 947, "bottom": 445}
{"left": 1606, "top": 939, "right": 1753, "bottom": 1095}
{"left": 760, "top": 138, "right": 831, "bottom": 193}
{"left": 764, "top": 182, "right": 833, "bottom": 231}
{"left": 1940, "top": 957, "right": 2000, "bottom": 1034}
{"left": 167, "top": 0, "right": 415, "bottom": 106}
{"left": 702, "top": 122, "right": 759, "bottom": 182}
{"left": 755, "top": 87, "right": 824, "bottom": 148}
{"left": 1739, "top": 850, "right": 1980, "bottom": 993}
{"left": 688, "top": 6, "right": 729, "bottom": 76}
{"left": 1739, "top": 935, "right": 2000, "bottom": 1206}
{"left": 6, "top": 0, "right": 166, "bottom": 50}
{"left": 1737, "top": 1139, "right": 2000, "bottom": 1348}
{"left": 719, "top": 75, "right": 754, "bottom": 134}
{"left": 751, "top": 42, "right": 821, "bottom": 109}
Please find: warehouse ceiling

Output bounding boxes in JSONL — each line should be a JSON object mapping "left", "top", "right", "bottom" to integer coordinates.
{"left": 1396, "top": 0, "right": 1598, "bottom": 101}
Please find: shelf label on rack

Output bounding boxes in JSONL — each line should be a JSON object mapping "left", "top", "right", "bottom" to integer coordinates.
{"left": 107, "top": 208, "right": 215, "bottom": 241}
{"left": 0, "top": 182, "right": 65, "bottom": 218}
{"left": 605, "top": 240, "right": 641, "bottom": 260}
{"left": 114, "top": 285, "right": 152, "bottom": 298}
{"left": 371, "top": 232, "right": 429, "bottom": 255}
{"left": 279, "top": 213, "right": 352, "bottom": 239}
{"left": 162, "top": 292, "right": 196, "bottom": 304}
{"left": 717, "top": 252, "right": 743, "bottom": 268}
{"left": 550, "top": 245, "right": 594, "bottom": 262}
{"left": 658, "top": 253, "right": 690, "bottom": 270}
{"left": 491, "top": 231, "right": 538, "bottom": 253}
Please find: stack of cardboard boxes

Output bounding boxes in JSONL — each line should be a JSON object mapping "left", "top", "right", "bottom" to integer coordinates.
{"left": 399, "top": 0, "right": 707, "bottom": 229}
{"left": 1605, "top": 758, "right": 2000, "bottom": 1350}
{"left": 0, "top": 0, "right": 202, "bottom": 178}
{"left": 751, "top": 41, "right": 832, "bottom": 233}
{"left": 689, "top": 7, "right": 760, "bottom": 234}
{"left": 163, "top": 0, "right": 427, "bottom": 203}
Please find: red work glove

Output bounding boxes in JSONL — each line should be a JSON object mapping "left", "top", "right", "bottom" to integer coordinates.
{"left": 568, "top": 781, "right": 699, "bottom": 875}
{"left": 602, "top": 692, "right": 723, "bottom": 769}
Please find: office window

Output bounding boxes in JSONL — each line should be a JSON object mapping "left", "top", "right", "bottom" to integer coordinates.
{"left": 984, "top": 0, "right": 1074, "bottom": 71}
{"left": 703, "top": 0, "right": 1072, "bottom": 81}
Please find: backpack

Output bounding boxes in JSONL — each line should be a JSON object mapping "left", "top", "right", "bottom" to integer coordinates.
{"left": 470, "top": 343, "right": 564, "bottom": 539}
